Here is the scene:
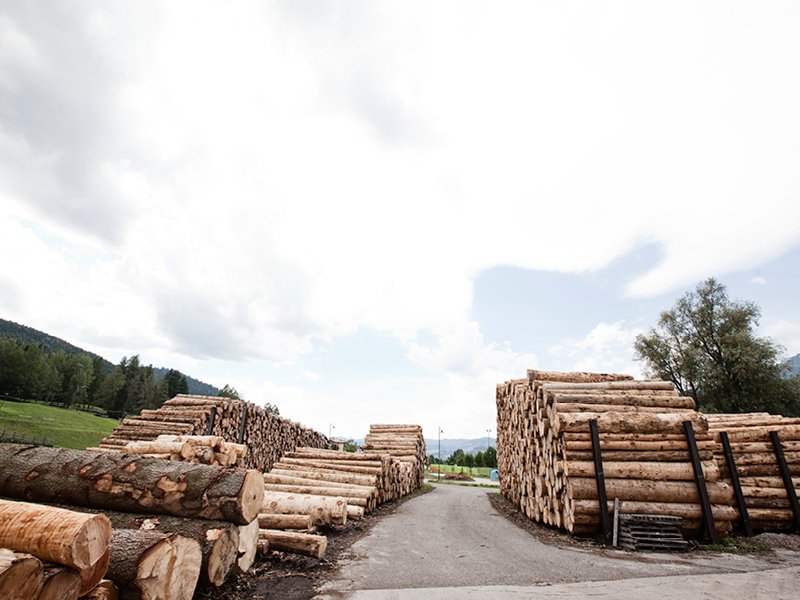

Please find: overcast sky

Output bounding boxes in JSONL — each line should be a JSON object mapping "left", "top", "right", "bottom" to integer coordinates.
{"left": 2, "top": 1, "right": 799, "bottom": 440}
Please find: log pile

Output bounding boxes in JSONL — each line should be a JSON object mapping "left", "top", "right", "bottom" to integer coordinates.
{"left": 707, "top": 412, "right": 800, "bottom": 532}
{"left": 0, "top": 498, "right": 113, "bottom": 599}
{"left": 362, "top": 424, "right": 427, "bottom": 491}
{"left": 0, "top": 443, "right": 265, "bottom": 598}
{"left": 87, "top": 435, "right": 247, "bottom": 468}
{"left": 97, "top": 395, "right": 328, "bottom": 472}
{"left": 496, "top": 370, "right": 735, "bottom": 538}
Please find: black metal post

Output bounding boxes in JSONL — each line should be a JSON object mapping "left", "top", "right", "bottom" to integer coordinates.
{"left": 684, "top": 420, "right": 718, "bottom": 544}
{"left": 206, "top": 406, "right": 217, "bottom": 436}
{"left": 769, "top": 430, "right": 800, "bottom": 532}
{"left": 719, "top": 430, "right": 753, "bottom": 537}
{"left": 590, "top": 419, "right": 611, "bottom": 545}
{"left": 237, "top": 404, "right": 249, "bottom": 445}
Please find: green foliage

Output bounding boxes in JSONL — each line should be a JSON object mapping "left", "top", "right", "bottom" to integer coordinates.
{"left": 447, "top": 448, "right": 464, "bottom": 466}
{"left": 484, "top": 446, "right": 498, "bottom": 469}
{"left": 217, "top": 384, "right": 242, "bottom": 400}
{"left": 634, "top": 278, "right": 800, "bottom": 416}
{"left": 343, "top": 438, "right": 358, "bottom": 452}
{"left": 263, "top": 402, "right": 279, "bottom": 415}
{"left": 161, "top": 369, "right": 189, "bottom": 399}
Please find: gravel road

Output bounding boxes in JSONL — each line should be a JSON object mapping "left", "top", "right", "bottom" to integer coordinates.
{"left": 317, "top": 482, "right": 800, "bottom": 599}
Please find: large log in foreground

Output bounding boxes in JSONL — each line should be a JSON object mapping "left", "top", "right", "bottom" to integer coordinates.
{"left": 0, "top": 549, "right": 42, "bottom": 600}
{"left": 106, "top": 530, "right": 201, "bottom": 600}
{"left": 0, "top": 444, "right": 263, "bottom": 525}
{"left": 0, "top": 499, "right": 111, "bottom": 571}
{"left": 36, "top": 564, "right": 82, "bottom": 600}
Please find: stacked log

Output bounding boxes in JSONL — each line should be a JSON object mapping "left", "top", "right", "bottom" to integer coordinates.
{"left": 0, "top": 499, "right": 112, "bottom": 599}
{"left": 362, "top": 424, "right": 427, "bottom": 491}
{"left": 707, "top": 413, "right": 800, "bottom": 532}
{"left": 496, "top": 370, "right": 735, "bottom": 538}
{"left": 87, "top": 435, "right": 247, "bottom": 468}
{"left": 98, "top": 395, "right": 328, "bottom": 472}
{"left": 0, "top": 443, "right": 264, "bottom": 597}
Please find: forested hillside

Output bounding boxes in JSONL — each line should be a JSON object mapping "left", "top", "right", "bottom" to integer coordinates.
{"left": 0, "top": 318, "right": 219, "bottom": 412}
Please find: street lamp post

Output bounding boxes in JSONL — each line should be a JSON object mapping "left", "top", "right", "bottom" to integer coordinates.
{"left": 438, "top": 427, "right": 443, "bottom": 482}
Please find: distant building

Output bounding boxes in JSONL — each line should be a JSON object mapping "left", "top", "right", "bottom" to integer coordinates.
{"left": 328, "top": 436, "right": 347, "bottom": 451}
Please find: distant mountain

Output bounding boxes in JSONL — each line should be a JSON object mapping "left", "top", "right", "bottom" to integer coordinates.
{"left": 785, "top": 353, "right": 800, "bottom": 378}
{"left": 0, "top": 318, "right": 218, "bottom": 397}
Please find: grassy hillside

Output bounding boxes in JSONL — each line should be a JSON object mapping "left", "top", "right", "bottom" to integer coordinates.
{"left": 0, "top": 400, "right": 118, "bottom": 449}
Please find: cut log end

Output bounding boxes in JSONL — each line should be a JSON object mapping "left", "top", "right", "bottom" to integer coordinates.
{"left": 0, "top": 549, "right": 43, "bottom": 600}
{"left": 136, "top": 534, "right": 202, "bottom": 600}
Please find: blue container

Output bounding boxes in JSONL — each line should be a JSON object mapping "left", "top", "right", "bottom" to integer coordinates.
{"left": 490, "top": 469, "right": 499, "bottom": 480}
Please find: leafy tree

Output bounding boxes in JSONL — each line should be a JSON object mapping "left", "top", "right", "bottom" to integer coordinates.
{"left": 218, "top": 384, "right": 242, "bottom": 400}
{"left": 634, "top": 278, "right": 800, "bottom": 415}
{"left": 160, "top": 369, "right": 189, "bottom": 399}
{"left": 263, "top": 402, "right": 279, "bottom": 415}
{"left": 474, "top": 450, "right": 485, "bottom": 468}
{"left": 484, "top": 446, "right": 497, "bottom": 469}
{"left": 447, "top": 448, "right": 464, "bottom": 466}
{"left": 343, "top": 439, "right": 358, "bottom": 452}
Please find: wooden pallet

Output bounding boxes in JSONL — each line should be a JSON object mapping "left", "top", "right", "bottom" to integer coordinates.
{"left": 618, "top": 514, "right": 689, "bottom": 552}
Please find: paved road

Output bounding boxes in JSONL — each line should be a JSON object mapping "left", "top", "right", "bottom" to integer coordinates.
{"left": 316, "top": 483, "right": 800, "bottom": 599}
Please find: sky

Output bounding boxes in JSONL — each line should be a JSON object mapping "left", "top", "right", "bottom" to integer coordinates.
{"left": 2, "top": 1, "right": 799, "bottom": 441}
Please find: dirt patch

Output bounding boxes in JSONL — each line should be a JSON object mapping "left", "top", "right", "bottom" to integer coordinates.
{"left": 196, "top": 486, "right": 435, "bottom": 600}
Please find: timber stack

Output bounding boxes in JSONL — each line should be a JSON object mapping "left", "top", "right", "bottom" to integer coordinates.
{"left": 97, "top": 395, "right": 328, "bottom": 472}
{"left": 496, "top": 370, "right": 736, "bottom": 538}
{"left": 362, "top": 424, "right": 427, "bottom": 491}
{"left": 0, "top": 443, "right": 265, "bottom": 598}
{"left": 706, "top": 412, "right": 800, "bottom": 532}
{"left": 87, "top": 434, "right": 247, "bottom": 468}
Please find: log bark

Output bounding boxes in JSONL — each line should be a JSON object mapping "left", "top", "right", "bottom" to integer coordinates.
{"left": 37, "top": 564, "right": 81, "bottom": 600}
{"left": 0, "top": 499, "right": 111, "bottom": 571}
{"left": 565, "top": 460, "right": 720, "bottom": 482}
{"left": 257, "top": 514, "right": 313, "bottom": 530}
{"left": 568, "top": 478, "right": 732, "bottom": 505}
{"left": 257, "top": 530, "right": 327, "bottom": 559}
{"left": 572, "top": 499, "right": 738, "bottom": 521}
{"left": 106, "top": 530, "right": 201, "bottom": 600}
{"left": 261, "top": 492, "right": 347, "bottom": 526}
{"left": 0, "top": 445, "right": 263, "bottom": 525}
{"left": 0, "top": 549, "right": 42, "bottom": 600}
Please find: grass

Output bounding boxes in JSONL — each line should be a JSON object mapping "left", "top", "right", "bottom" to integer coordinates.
{"left": 705, "top": 537, "right": 770, "bottom": 553}
{"left": 0, "top": 399, "right": 119, "bottom": 449}
{"left": 428, "top": 464, "right": 496, "bottom": 478}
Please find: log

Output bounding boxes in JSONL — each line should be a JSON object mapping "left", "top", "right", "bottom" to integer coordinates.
{"left": 79, "top": 548, "right": 109, "bottom": 596}
{"left": 257, "top": 530, "right": 327, "bottom": 559}
{"left": 0, "top": 445, "right": 264, "bottom": 525}
{"left": 568, "top": 478, "right": 732, "bottom": 505}
{"left": 556, "top": 412, "right": 708, "bottom": 435}
{"left": 257, "top": 514, "right": 313, "bottom": 530}
{"left": 236, "top": 520, "right": 259, "bottom": 573}
{"left": 564, "top": 449, "right": 712, "bottom": 462}
{"left": 261, "top": 491, "right": 347, "bottom": 526}
{"left": 263, "top": 484, "right": 369, "bottom": 506}
{"left": 106, "top": 530, "right": 201, "bottom": 600}
{"left": 121, "top": 442, "right": 194, "bottom": 459}
{"left": 268, "top": 468, "right": 377, "bottom": 487}
{"left": 79, "top": 580, "right": 117, "bottom": 600}
{"left": 572, "top": 500, "right": 738, "bottom": 521}
{"left": 37, "top": 564, "right": 81, "bottom": 600}
{"left": 0, "top": 499, "right": 111, "bottom": 571}
{"left": 565, "top": 460, "right": 720, "bottom": 482}
{"left": 0, "top": 549, "right": 42, "bottom": 600}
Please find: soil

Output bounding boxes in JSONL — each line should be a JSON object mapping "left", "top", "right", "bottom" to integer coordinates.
{"left": 197, "top": 486, "right": 800, "bottom": 599}
{"left": 195, "top": 487, "right": 434, "bottom": 600}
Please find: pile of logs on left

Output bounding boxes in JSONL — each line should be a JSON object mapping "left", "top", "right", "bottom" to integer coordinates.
{"left": 87, "top": 435, "right": 247, "bottom": 468}
{"left": 95, "top": 395, "right": 328, "bottom": 472}
{"left": 0, "top": 443, "right": 265, "bottom": 599}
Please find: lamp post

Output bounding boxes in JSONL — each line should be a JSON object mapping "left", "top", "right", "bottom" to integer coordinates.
{"left": 438, "top": 427, "right": 443, "bottom": 482}
{"left": 486, "top": 429, "right": 492, "bottom": 450}
{"left": 329, "top": 423, "right": 334, "bottom": 438}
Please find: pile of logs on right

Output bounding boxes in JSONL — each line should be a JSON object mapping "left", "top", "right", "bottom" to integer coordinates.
{"left": 496, "top": 369, "right": 800, "bottom": 540}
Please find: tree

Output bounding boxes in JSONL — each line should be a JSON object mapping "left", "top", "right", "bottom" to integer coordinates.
{"left": 218, "top": 384, "right": 242, "bottom": 400}
{"left": 263, "top": 402, "right": 279, "bottom": 415}
{"left": 484, "top": 446, "right": 497, "bottom": 469}
{"left": 447, "top": 449, "right": 464, "bottom": 466}
{"left": 474, "top": 450, "right": 485, "bottom": 468}
{"left": 160, "top": 369, "right": 188, "bottom": 399}
{"left": 343, "top": 439, "right": 358, "bottom": 453}
{"left": 634, "top": 278, "right": 800, "bottom": 416}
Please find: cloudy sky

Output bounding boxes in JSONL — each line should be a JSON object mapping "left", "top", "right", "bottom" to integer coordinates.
{"left": 2, "top": 1, "right": 799, "bottom": 441}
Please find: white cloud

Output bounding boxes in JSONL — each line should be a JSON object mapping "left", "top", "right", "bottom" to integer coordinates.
{"left": 750, "top": 276, "right": 767, "bottom": 285}
{"left": 763, "top": 320, "right": 800, "bottom": 357}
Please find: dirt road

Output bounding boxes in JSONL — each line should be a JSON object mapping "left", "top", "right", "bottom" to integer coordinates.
{"left": 316, "top": 482, "right": 800, "bottom": 599}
